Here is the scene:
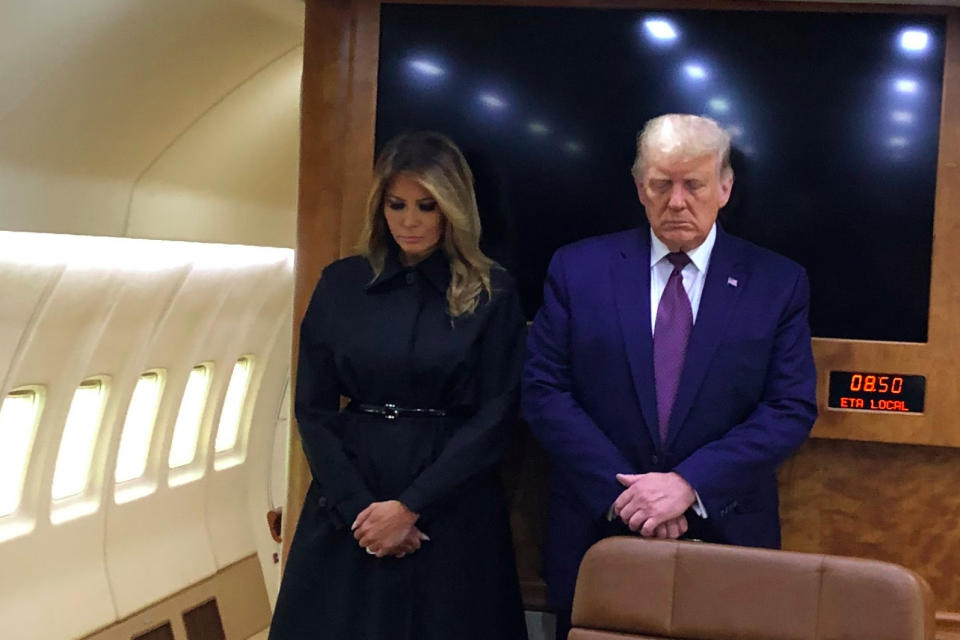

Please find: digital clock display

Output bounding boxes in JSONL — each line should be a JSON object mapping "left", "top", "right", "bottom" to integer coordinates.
{"left": 827, "top": 371, "right": 925, "bottom": 414}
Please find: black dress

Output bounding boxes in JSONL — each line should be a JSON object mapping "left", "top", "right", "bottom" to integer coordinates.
{"left": 269, "top": 249, "right": 528, "bottom": 640}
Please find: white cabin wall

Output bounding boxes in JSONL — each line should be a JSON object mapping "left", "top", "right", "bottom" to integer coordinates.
{"left": 0, "top": 235, "right": 293, "bottom": 639}
{"left": 234, "top": 311, "right": 292, "bottom": 608}
{"left": 252, "top": 373, "right": 291, "bottom": 610}
{"left": 202, "top": 268, "right": 294, "bottom": 569}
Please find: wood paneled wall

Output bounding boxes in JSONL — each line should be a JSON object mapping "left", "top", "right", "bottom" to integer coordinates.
{"left": 284, "top": 0, "right": 351, "bottom": 561}
{"left": 780, "top": 439, "right": 960, "bottom": 612}
{"left": 290, "top": 0, "right": 960, "bottom": 617}
{"left": 284, "top": 0, "right": 383, "bottom": 561}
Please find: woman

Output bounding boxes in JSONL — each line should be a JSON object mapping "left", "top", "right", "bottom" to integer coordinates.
{"left": 269, "top": 132, "right": 528, "bottom": 639}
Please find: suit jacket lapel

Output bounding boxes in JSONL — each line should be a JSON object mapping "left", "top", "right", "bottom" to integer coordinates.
{"left": 666, "top": 227, "right": 745, "bottom": 448}
{"left": 611, "top": 228, "right": 662, "bottom": 448}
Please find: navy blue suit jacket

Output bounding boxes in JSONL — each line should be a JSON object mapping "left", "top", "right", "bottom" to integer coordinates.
{"left": 521, "top": 226, "right": 817, "bottom": 608}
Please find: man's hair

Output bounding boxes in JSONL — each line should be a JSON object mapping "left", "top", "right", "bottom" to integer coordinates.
{"left": 631, "top": 114, "right": 733, "bottom": 180}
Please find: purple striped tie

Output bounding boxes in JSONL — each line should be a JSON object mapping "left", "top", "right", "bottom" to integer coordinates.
{"left": 654, "top": 252, "right": 692, "bottom": 443}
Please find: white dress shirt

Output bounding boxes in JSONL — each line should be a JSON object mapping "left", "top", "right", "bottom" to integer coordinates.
{"left": 650, "top": 223, "right": 716, "bottom": 333}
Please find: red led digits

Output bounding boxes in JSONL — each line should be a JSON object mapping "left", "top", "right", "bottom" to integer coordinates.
{"left": 850, "top": 374, "right": 861, "bottom": 391}
{"left": 849, "top": 373, "right": 904, "bottom": 395}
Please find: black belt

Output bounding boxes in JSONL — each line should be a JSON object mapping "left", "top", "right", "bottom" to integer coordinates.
{"left": 347, "top": 401, "right": 450, "bottom": 420}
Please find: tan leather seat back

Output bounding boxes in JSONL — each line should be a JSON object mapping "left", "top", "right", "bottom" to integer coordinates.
{"left": 572, "top": 632, "right": 666, "bottom": 640}
{"left": 570, "top": 537, "right": 934, "bottom": 640}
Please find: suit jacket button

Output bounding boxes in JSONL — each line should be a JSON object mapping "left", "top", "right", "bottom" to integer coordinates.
{"left": 405, "top": 271, "right": 415, "bottom": 285}
{"left": 651, "top": 455, "right": 659, "bottom": 465}
{"left": 317, "top": 496, "right": 328, "bottom": 508}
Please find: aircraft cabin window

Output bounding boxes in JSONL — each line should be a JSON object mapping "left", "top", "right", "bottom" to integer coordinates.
{"left": 168, "top": 364, "right": 212, "bottom": 471}
{"left": 214, "top": 357, "right": 254, "bottom": 465}
{"left": 51, "top": 379, "right": 108, "bottom": 501}
{"left": 115, "top": 371, "right": 165, "bottom": 485}
{"left": 0, "top": 388, "right": 43, "bottom": 517}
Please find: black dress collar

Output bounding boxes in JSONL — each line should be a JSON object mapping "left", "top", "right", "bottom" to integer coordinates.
{"left": 366, "top": 246, "right": 451, "bottom": 294}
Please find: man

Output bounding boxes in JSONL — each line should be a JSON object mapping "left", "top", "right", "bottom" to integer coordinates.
{"left": 521, "top": 114, "right": 817, "bottom": 638}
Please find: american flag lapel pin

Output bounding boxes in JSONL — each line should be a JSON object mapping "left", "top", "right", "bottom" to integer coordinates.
{"left": 727, "top": 276, "right": 739, "bottom": 287}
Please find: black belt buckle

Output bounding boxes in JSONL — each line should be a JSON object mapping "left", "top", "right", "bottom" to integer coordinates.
{"left": 382, "top": 403, "right": 400, "bottom": 420}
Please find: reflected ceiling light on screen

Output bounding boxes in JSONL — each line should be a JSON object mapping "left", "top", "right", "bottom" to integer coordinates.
{"left": 726, "top": 124, "right": 745, "bottom": 138}
{"left": 564, "top": 141, "right": 584, "bottom": 154}
{"left": 643, "top": 18, "right": 678, "bottom": 42}
{"left": 408, "top": 58, "right": 445, "bottom": 77}
{"left": 891, "top": 110, "right": 915, "bottom": 124}
{"left": 479, "top": 93, "right": 507, "bottom": 109}
{"left": 888, "top": 136, "right": 909, "bottom": 148}
{"left": 528, "top": 121, "right": 551, "bottom": 135}
{"left": 894, "top": 78, "right": 919, "bottom": 94}
{"left": 683, "top": 63, "right": 708, "bottom": 81}
{"left": 708, "top": 97, "right": 730, "bottom": 114}
{"left": 899, "top": 29, "right": 930, "bottom": 52}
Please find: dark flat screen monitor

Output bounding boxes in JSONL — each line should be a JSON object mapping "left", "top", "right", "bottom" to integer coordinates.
{"left": 375, "top": 5, "right": 945, "bottom": 342}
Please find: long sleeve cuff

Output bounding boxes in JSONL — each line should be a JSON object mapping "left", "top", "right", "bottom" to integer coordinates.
{"left": 333, "top": 491, "right": 376, "bottom": 530}
{"left": 397, "top": 484, "right": 429, "bottom": 517}
{"left": 691, "top": 490, "right": 708, "bottom": 519}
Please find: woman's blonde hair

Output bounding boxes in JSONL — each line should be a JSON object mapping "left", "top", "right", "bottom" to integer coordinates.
{"left": 358, "top": 131, "right": 495, "bottom": 317}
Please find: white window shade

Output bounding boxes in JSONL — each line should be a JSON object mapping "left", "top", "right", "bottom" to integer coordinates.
{"left": 115, "top": 371, "right": 164, "bottom": 484}
{"left": 52, "top": 380, "right": 107, "bottom": 501}
{"left": 168, "top": 365, "right": 211, "bottom": 469}
{"left": 0, "top": 389, "right": 43, "bottom": 517}
{"left": 215, "top": 357, "right": 253, "bottom": 454}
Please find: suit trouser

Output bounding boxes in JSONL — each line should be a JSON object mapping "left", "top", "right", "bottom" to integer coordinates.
{"left": 555, "top": 609, "right": 572, "bottom": 640}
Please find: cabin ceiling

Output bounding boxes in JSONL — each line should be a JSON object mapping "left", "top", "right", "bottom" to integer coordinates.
{"left": 0, "top": 0, "right": 303, "bottom": 247}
